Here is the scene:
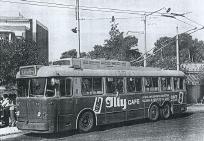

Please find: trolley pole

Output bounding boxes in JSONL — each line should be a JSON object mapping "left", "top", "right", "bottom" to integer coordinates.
{"left": 76, "top": 0, "right": 81, "bottom": 58}
{"left": 176, "top": 26, "right": 179, "bottom": 71}
{"left": 143, "top": 8, "right": 169, "bottom": 67}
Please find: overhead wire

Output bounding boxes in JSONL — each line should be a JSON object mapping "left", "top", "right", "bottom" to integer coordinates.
{"left": 0, "top": 0, "right": 200, "bottom": 28}
{"left": 132, "top": 26, "right": 204, "bottom": 64}
{"left": 0, "top": 0, "right": 147, "bottom": 15}
{"left": 20, "top": 0, "right": 159, "bottom": 15}
{"left": 1, "top": 0, "right": 204, "bottom": 65}
{"left": 0, "top": 0, "right": 75, "bottom": 9}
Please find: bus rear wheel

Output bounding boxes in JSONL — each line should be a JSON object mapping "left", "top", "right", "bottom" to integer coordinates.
{"left": 78, "top": 111, "right": 95, "bottom": 133}
{"left": 149, "top": 104, "right": 159, "bottom": 121}
{"left": 161, "top": 104, "right": 171, "bottom": 119}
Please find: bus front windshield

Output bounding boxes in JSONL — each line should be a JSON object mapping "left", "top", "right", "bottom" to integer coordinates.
{"left": 17, "top": 78, "right": 57, "bottom": 97}
{"left": 30, "top": 78, "right": 46, "bottom": 97}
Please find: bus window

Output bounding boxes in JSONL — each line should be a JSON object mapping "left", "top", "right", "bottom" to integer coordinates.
{"left": 106, "top": 77, "right": 124, "bottom": 94}
{"left": 17, "top": 79, "right": 29, "bottom": 97}
{"left": 93, "top": 78, "right": 103, "bottom": 95}
{"left": 145, "top": 77, "right": 158, "bottom": 92}
{"left": 161, "top": 77, "right": 172, "bottom": 91}
{"left": 173, "top": 78, "right": 179, "bottom": 90}
{"left": 81, "top": 77, "right": 103, "bottom": 95}
{"left": 127, "top": 77, "right": 142, "bottom": 93}
{"left": 60, "top": 79, "right": 71, "bottom": 97}
{"left": 82, "top": 78, "right": 92, "bottom": 95}
{"left": 45, "top": 78, "right": 58, "bottom": 97}
{"left": 180, "top": 78, "right": 184, "bottom": 89}
{"left": 30, "top": 78, "right": 46, "bottom": 97}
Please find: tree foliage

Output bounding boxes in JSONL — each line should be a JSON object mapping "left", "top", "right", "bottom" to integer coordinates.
{"left": 0, "top": 39, "right": 40, "bottom": 84}
{"left": 60, "top": 49, "right": 77, "bottom": 59}
{"left": 149, "top": 33, "right": 204, "bottom": 69}
{"left": 60, "top": 49, "right": 88, "bottom": 59}
{"left": 89, "top": 21, "right": 142, "bottom": 62}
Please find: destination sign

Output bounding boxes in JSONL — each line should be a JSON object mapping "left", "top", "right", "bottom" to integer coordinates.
{"left": 20, "top": 66, "right": 36, "bottom": 76}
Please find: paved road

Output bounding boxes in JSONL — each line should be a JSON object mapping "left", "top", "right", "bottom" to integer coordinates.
{"left": 2, "top": 112, "right": 204, "bottom": 141}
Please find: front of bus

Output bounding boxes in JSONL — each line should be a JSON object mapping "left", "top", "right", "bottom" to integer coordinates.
{"left": 16, "top": 65, "right": 59, "bottom": 133}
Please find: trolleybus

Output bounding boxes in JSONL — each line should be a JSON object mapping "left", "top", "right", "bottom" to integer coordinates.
{"left": 16, "top": 58, "right": 187, "bottom": 133}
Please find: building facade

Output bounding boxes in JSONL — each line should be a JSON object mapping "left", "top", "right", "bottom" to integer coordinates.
{"left": 0, "top": 16, "right": 48, "bottom": 65}
{"left": 181, "top": 63, "right": 204, "bottom": 103}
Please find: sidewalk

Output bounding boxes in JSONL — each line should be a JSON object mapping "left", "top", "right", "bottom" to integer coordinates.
{"left": 0, "top": 126, "right": 22, "bottom": 137}
{"left": 187, "top": 103, "right": 204, "bottom": 113}
{"left": 0, "top": 104, "right": 204, "bottom": 137}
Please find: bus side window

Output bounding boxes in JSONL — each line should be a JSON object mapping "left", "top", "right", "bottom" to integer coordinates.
{"left": 60, "top": 79, "right": 71, "bottom": 97}
{"left": 106, "top": 77, "right": 124, "bottom": 94}
{"left": 106, "top": 77, "right": 115, "bottom": 93}
{"left": 127, "top": 77, "right": 135, "bottom": 93}
{"left": 161, "top": 77, "right": 172, "bottom": 91}
{"left": 116, "top": 78, "right": 124, "bottom": 94}
{"left": 81, "top": 78, "right": 92, "bottom": 95}
{"left": 135, "top": 77, "right": 142, "bottom": 92}
{"left": 127, "top": 77, "right": 142, "bottom": 93}
{"left": 145, "top": 77, "right": 158, "bottom": 92}
{"left": 93, "top": 77, "right": 103, "bottom": 95}
{"left": 173, "top": 77, "right": 179, "bottom": 90}
{"left": 179, "top": 78, "right": 184, "bottom": 90}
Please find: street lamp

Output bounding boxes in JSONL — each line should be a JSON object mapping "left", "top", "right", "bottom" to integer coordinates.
{"left": 143, "top": 8, "right": 171, "bottom": 67}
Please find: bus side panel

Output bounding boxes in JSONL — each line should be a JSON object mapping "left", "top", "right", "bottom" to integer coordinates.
{"left": 171, "top": 91, "right": 187, "bottom": 114}
{"left": 75, "top": 96, "right": 106, "bottom": 125}
{"left": 57, "top": 98, "right": 75, "bottom": 132}
{"left": 46, "top": 98, "right": 58, "bottom": 133}
{"left": 125, "top": 94, "right": 144, "bottom": 121}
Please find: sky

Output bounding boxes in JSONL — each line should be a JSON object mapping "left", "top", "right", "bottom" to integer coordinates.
{"left": 0, "top": 0, "right": 204, "bottom": 61}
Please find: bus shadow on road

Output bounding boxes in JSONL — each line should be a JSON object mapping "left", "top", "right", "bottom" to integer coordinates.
{"left": 24, "top": 112, "right": 194, "bottom": 139}
{"left": 24, "top": 130, "right": 76, "bottom": 139}
{"left": 96, "top": 112, "right": 194, "bottom": 131}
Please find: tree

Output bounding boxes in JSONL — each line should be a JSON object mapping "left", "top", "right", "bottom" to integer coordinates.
{"left": 149, "top": 33, "right": 204, "bottom": 69}
{"left": 0, "top": 39, "right": 40, "bottom": 84}
{"left": 60, "top": 49, "right": 77, "bottom": 59}
{"left": 60, "top": 49, "right": 88, "bottom": 59}
{"left": 89, "top": 19, "right": 142, "bottom": 63}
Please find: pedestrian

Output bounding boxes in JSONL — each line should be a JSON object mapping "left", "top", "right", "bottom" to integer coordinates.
{"left": 1, "top": 94, "right": 10, "bottom": 126}
{"left": 0, "top": 96, "right": 3, "bottom": 125}
{"left": 9, "top": 94, "right": 16, "bottom": 127}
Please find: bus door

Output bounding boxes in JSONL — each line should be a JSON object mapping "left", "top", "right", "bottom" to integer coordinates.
{"left": 57, "top": 78, "right": 74, "bottom": 132}
{"left": 105, "top": 77, "right": 126, "bottom": 123}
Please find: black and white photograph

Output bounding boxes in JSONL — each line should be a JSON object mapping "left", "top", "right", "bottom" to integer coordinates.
{"left": 0, "top": 0, "right": 204, "bottom": 140}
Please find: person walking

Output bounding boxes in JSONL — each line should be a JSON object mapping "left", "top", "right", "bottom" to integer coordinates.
{"left": 9, "top": 94, "right": 16, "bottom": 127}
{"left": 2, "top": 94, "right": 10, "bottom": 126}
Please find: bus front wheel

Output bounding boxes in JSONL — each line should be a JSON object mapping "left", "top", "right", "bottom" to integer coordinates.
{"left": 161, "top": 104, "right": 171, "bottom": 119}
{"left": 149, "top": 104, "right": 159, "bottom": 121}
{"left": 78, "top": 111, "right": 95, "bottom": 133}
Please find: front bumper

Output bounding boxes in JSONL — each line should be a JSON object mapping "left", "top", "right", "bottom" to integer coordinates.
{"left": 17, "top": 121, "right": 49, "bottom": 132}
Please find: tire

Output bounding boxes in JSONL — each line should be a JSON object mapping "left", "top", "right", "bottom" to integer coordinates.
{"left": 161, "top": 104, "right": 171, "bottom": 119}
{"left": 78, "top": 111, "right": 95, "bottom": 133}
{"left": 149, "top": 104, "right": 160, "bottom": 121}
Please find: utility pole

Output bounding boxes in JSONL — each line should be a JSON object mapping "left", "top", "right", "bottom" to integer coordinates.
{"left": 144, "top": 15, "right": 147, "bottom": 67}
{"left": 176, "top": 26, "right": 179, "bottom": 71}
{"left": 76, "top": 0, "right": 81, "bottom": 58}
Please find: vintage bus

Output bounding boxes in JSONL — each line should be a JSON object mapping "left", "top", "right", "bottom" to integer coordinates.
{"left": 16, "top": 58, "right": 187, "bottom": 133}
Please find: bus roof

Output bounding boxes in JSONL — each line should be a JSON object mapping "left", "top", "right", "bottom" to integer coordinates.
{"left": 16, "top": 65, "right": 185, "bottom": 79}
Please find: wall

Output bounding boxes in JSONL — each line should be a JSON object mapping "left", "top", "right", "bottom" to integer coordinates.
{"left": 36, "top": 20, "right": 49, "bottom": 65}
